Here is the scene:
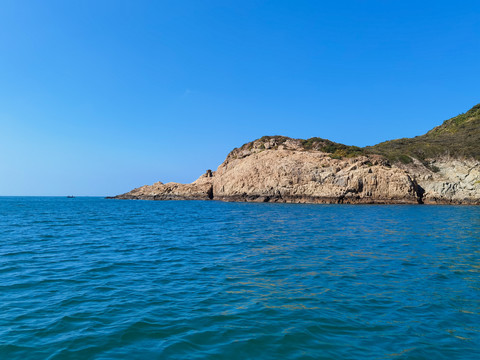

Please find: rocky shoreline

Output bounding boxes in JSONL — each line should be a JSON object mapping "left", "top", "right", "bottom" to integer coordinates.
{"left": 112, "top": 104, "right": 480, "bottom": 205}
{"left": 111, "top": 136, "right": 480, "bottom": 205}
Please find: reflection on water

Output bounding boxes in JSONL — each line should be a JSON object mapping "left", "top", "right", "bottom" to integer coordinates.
{"left": 0, "top": 198, "right": 479, "bottom": 359}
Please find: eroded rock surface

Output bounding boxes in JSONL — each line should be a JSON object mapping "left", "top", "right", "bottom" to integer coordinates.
{"left": 113, "top": 137, "right": 448, "bottom": 204}
{"left": 396, "top": 157, "right": 480, "bottom": 204}
{"left": 111, "top": 103, "right": 480, "bottom": 205}
{"left": 212, "top": 150, "right": 420, "bottom": 204}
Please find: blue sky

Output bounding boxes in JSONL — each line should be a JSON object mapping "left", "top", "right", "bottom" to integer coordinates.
{"left": 1, "top": 0, "right": 479, "bottom": 196}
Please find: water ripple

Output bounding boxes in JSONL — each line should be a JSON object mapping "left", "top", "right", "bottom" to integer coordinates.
{"left": 0, "top": 197, "right": 479, "bottom": 359}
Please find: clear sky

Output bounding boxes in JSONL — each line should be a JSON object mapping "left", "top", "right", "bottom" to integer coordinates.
{"left": 1, "top": 0, "right": 479, "bottom": 196}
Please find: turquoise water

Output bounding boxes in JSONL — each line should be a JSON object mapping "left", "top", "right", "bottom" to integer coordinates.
{"left": 1, "top": 197, "right": 479, "bottom": 359}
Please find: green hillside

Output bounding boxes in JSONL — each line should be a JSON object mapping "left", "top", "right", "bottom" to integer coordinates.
{"left": 366, "top": 103, "right": 480, "bottom": 164}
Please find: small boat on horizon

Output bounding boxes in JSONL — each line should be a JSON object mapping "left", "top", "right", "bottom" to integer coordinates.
{"left": 67, "top": 196, "right": 75, "bottom": 198}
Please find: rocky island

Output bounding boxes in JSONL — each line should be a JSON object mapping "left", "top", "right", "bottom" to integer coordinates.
{"left": 113, "top": 104, "right": 480, "bottom": 204}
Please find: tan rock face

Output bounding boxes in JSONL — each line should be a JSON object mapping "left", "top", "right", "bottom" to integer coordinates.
{"left": 212, "top": 150, "right": 420, "bottom": 204}
{"left": 115, "top": 148, "right": 424, "bottom": 204}
{"left": 113, "top": 135, "right": 480, "bottom": 204}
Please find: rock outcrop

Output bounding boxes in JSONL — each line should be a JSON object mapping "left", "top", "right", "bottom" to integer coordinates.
{"left": 112, "top": 137, "right": 455, "bottom": 204}
{"left": 212, "top": 146, "right": 420, "bottom": 204}
{"left": 396, "top": 157, "right": 480, "bottom": 204}
{"left": 116, "top": 177, "right": 214, "bottom": 201}
{"left": 112, "top": 104, "right": 480, "bottom": 205}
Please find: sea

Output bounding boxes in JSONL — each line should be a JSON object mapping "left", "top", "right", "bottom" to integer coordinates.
{"left": 0, "top": 197, "right": 479, "bottom": 359}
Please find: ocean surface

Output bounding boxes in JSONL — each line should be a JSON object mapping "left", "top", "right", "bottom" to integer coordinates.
{"left": 0, "top": 197, "right": 479, "bottom": 359}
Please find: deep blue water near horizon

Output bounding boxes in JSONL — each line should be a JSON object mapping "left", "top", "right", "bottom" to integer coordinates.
{"left": 1, "top": 197, "right": 479, "bottom": 359}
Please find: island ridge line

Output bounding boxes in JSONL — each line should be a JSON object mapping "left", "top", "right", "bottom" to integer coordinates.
{"left": 111, "top": 103, "right": 480, "bottom": 205}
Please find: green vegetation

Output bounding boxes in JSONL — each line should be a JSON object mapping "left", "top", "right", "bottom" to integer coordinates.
{"left": 398, "top": 154, "right": 413, "bottom": 164}
{"left": 235, "top": 103, "right": 480, "bottom": 163}
{"left": 300, "top": 138, "right": 364, "bottom": 158}
{"left": 258, "top": 135, "right": 289, "bottom": 145}
{"left": 366, "top": 103, "right": 480, "bottom": 162}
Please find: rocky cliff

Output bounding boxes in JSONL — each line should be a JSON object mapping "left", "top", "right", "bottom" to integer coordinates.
{"left": 113, "top": 104, "right": 480, "bottom": 205}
